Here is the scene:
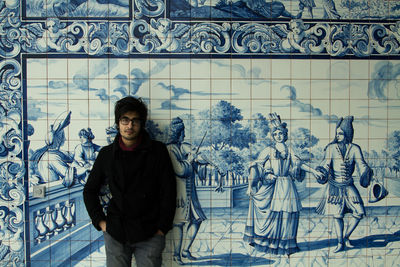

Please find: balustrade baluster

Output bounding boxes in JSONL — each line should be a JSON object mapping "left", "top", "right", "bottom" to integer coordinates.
{"left": 64, "top": 201, "right": 74, "bottom": 228}
{"left": 44, "top": 208, "right": 57, "bottom": 237}
{"left": 54, "top": 203, "right": 66, "bottom": 232}
{"left": 35, "top": 211, "right": 49, "bottom": 242}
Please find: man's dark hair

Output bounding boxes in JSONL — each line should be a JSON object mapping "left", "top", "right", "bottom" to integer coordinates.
{"left": 114, "top": 96, "right": 148, "bottom": 128}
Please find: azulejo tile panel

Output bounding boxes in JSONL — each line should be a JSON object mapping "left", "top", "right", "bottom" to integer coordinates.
{"left": 1, "top": 0, "right": 400, "bottom": 266}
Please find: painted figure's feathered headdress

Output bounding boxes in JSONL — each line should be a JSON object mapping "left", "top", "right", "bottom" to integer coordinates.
{"left": 268, "top": 112, "right": 288, "bottom": 142}
{"left": 268, "top": 113, "right": 287, "bottom": 131}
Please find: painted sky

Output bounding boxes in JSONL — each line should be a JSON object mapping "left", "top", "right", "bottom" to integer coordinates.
{"left": 27, "top": 58, "right": 400, "bottom": 152}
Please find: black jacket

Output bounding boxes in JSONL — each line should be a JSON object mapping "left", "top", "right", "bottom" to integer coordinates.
{"left": 83, "top": 131, "right": 176, "bottom": 244}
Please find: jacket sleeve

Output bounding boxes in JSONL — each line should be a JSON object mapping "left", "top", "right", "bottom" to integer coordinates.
{"left": 83, "top": 148, "right": 107, "bottom": 231}
{"left": 353, "top": 144, "right": 373, "bottom": 188}
{"left": 157, "top": 144, "right": 177, "bottom": 235}
{"left": 315, "top": 145, "right": 332, "bottom": 184}
{"left": 168, "top": 144, "right": 192, "bottom": 179}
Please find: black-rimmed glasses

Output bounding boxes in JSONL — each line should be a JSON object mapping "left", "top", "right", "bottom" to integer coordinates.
{"left": 119, "top": 117, "right": 141, "bottom": 126}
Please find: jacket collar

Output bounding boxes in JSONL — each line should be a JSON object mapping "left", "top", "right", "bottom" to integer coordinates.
{"left": 112, "top": 130, "right": 152, "bottom": 156}
{"left": 335, "top": 143, "right": 352, "bottom": 161}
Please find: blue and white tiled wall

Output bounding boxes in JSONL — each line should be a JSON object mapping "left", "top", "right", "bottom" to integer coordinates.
{"left": 1, "top": 0, "right": 400, "bottom": 265}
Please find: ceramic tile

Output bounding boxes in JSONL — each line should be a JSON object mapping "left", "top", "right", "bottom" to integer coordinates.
{"left": 27, "top": 59, "right": 48, "bottom": 79}
{"left": 388, "top": 118, "right": 400, "bottom": 132}
{"left": 271, "top": 59, "right": 291, "bottom": 79}
{"left": 149, "top": 59, "right": 171, "bottom": 79}
{"left": 27, "top": 80, "right": 48, "bottom": 100}
{"left": 350, "top": 61, "right": 370, "bottom": 80}
{"left": 290, "top": 79, "right": 311, "bottom": 100}
{"left": 331, "top": 60, "right": 350, "bottom": 80}
{"left": 251, "top": 81, "right": 271, "bottom": 99}
{"left": 211, "top": 79, "right": 230, "bottom": 96}
{"left": 349, "top": 80, "right": 369, "bottom": 100}
{"left": 232, "top": 79, "right": 251, "bottom": 99}
{"left": 331, "top": 80, "right": 350, "bottom": 99}
{"left": 150, "top": 79, "right": 172, "bottom": 99}
{"left": 170, "top": 59, "right": 190, "bottom": 79}
{"left": 291, "top": 59, "right": 311, "bottom": 80}
{"left": 48, "top": 60, "right": 68, "bottom": 80}
{"left": 310, "top": 80, "right": 331, "bottom": 99}
{"left": 311, "top": 61, "right": 331, "bottom": 80}
{"left": 369, "top": 99, "right": 389, "bottom": 120}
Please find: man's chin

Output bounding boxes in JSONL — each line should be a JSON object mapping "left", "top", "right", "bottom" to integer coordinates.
{"left": 122, "top": 135, "right": 138, "bottom": 141}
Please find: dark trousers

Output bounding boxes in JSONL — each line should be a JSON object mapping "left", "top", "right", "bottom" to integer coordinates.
{"left": 103, "top": 231, "right": 166, "bottom": 267}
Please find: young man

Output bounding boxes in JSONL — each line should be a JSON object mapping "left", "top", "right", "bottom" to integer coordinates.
{"left": 83, "top": 96, "right": 176, "bottom": 267}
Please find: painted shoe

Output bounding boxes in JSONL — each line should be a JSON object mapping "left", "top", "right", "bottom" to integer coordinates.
{"left": 182, "top": 250, "right": 196, "bottom": 260}
{"left": 173, "top": 254, "right": 183, "bottom": 264}
{"left": 333, "top": 242, "right": 344, "bottom": 253}
{"left": 344, "top": 238, "right": 354, "bottom": 248}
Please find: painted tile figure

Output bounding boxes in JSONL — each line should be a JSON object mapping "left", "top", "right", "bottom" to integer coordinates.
{"left": 35, "top": 18, "right": 67, "bottom": 52}
{"left": 70, "top": 128, "right": 101, "bottom": 185}
{"left": 52, "top": 0, "right": 129, "bottom": 16}
{"left": 281, "top": 19, "right": 310, "bottom": 53}
{"left": 30, "top": 111, "right": 72, "bottom": 185}
{"left": 149, "top": 18, "right": 190, "bottom": 52}
{"left": 315, "top": 116, "right": 372, "bottom": 253}
{"left": 298, "top": 0, "right": 315, "bottom": 18}
{"left": 321, "top": 0, "right": 340, "bottom": 19}
{"left": 167, "top": 117, "right": 207, "bottom": 264}
{"left": 245, "top": 0, "right": 302, "bottom": 19}
{"left": 243, "top": 113, "right": 320, "bottom": 255}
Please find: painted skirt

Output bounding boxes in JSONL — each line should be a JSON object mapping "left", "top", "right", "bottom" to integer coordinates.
{"left": 243, "top": 181, "right": 300, "bottom": 255}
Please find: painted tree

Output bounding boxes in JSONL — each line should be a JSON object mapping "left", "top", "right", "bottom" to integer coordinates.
{"left": 196, "top": 100, "right": 255, "bottom": 190}
{"left": 381, "top": 149, "right": 390, "bottom": 178}
{"left": 386, "top": 130, "right": 400, "bottom": 175}
{"left": 146, "top": 119, "right": 165, "bottom": 142}
{"left": 247, "top": 113, "right": 273, "bottom": 160}
{"left": 289, "top": 127, "right": 319, "bottom": 162}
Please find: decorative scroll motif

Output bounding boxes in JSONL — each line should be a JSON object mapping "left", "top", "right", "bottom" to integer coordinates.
{"left": 0, "top": 0, "right": 21, "bottom": 58}
{"left": 134, "top": 0, "right": 165, "bottom": 19}
{"left": 131, "top": 19, "right": 231, "bottom": 53}
{"left": 10, "top": 18, "right": 400, "bottom": 56}
{"left": 0, "top": 58, "right": 24, "bottom": 265}
{"left": 34, "top": 200, "right": 76, "bottom": 244}
{"left": 232, "top": 20, "right": 328, "bottom": 54}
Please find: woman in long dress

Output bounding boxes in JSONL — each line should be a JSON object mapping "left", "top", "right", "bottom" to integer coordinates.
{"left": 243, "top": 113, "right": 320, "bottom": 255}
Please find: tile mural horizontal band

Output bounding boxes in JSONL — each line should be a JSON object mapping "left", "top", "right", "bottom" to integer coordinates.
{"left": 2, "top": 19, "right": 398, "bottom": 57}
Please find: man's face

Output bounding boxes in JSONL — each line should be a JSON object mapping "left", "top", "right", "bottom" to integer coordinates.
{"left": 118, "top": 111, "right": 141, "bottom": 144}
{"left": 178, "top": 129, "right": 185, "bottom": 143}
{"left": 336, "top": 128, "right": 345, "bottom": 143}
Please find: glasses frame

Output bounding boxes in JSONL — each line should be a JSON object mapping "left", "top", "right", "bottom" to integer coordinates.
{"left": 119, "top": 117, "right": 141, "bottom": 126}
